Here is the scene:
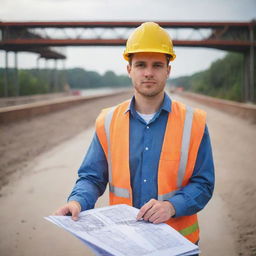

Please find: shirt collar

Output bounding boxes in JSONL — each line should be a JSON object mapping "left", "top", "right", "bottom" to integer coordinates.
{"left": 161, "top": 92, "right": 172, "bottom": 113}
{"left": 124, "top": 92, "right": 172, "bottom": 116}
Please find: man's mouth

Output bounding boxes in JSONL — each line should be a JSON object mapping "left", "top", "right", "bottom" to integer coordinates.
{"left": 142, "top": 81, "right": 156, "bottom": 85}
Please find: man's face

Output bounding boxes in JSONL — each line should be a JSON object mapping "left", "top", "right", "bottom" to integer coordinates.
{"left": 127, "top": 52, "right": 171, "bottom": 98}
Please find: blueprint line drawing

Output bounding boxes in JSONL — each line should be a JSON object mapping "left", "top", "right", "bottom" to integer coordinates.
{"left": 45, "top": 204, "right": 199, "bottom": 256}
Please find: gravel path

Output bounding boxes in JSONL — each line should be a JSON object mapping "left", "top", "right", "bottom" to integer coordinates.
{"left": 0, "top": 91, "right": 133, "bottom": 188}
{"left": 0, "top": 91, "right": 255, "bottom": 256}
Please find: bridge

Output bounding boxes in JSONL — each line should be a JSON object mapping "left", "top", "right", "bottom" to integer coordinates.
{"left": 0, "top": 21, "right": 255, "bottom": 101}
{"left": 1, "top": 20, "right": 256, "bottom": 256}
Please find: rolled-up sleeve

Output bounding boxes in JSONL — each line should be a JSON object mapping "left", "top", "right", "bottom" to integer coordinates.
{"left": 68, "top": 132, "right": 108, "bottom": 211}
{"left": 169, "top": 125, "right": 215, "bottom": 217}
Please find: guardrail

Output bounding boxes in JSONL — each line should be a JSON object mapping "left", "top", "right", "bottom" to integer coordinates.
{"left": 0, "top": 92, "right": 71, "bottom": 107}
{"left": 177, "top": 91, "right": 256, "bottom": 123}
{"left": 1, "top": 90, "right": 255, "bottom": 125}
{"left": 0, "top": 90, "right": 129, "bottom": 124}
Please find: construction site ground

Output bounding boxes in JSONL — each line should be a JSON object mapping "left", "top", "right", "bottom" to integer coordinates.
{"left": 0, "top": 91, "right": 255, "bottom": 256}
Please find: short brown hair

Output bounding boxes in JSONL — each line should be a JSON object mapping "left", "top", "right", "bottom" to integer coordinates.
{"left": 128, "top": 53, "right": 171, "bottom": 66}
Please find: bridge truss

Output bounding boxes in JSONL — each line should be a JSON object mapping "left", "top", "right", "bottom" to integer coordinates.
{"left": 0, "top": 21, "right": 255, "bottom": 102}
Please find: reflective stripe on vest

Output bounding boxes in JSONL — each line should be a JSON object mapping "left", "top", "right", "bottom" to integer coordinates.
{"left": 104, "top": 104, "right": 194, "bottom": 200}
{"left": 158, "top": 105, "right": 194, "bottom": 201}
{"left": 179, "top": 221, "right": 199, "bottom": 236}
{"left": 104, "top": 106, "right": 115, "bottom": 185}
{"left": 109, "top": 184, "right": 130, "bottom": 198}
{"left": 104, "top": 106, "right": 131, "bottom": 199}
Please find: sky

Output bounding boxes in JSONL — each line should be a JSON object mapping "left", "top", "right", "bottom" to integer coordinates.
{"left": 0, "top": 0, "right": 256, "bottom": 78}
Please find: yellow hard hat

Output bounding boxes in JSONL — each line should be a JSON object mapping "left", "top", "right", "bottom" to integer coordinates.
{"left": 123, "top": 22, "right": 176, "bottom": 61}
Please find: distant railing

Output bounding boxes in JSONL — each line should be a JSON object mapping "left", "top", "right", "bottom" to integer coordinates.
{"left": 177, "top": 91, "right": 256, "bottom": 123}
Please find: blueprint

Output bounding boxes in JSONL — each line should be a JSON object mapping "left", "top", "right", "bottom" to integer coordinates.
{"left": 45, "top": 204, "right": 200, "bottom": 256}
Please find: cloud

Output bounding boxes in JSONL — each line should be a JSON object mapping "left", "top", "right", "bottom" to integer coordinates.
{"left": 1, "top": 0, "right": 255, "bottom": 21}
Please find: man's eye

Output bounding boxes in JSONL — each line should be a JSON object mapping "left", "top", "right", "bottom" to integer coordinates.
{"left": 154, "top": 64, "right": 163, "bottom": 68}
{"left": 135, "top": 63, "right": 145, "bottom": 67}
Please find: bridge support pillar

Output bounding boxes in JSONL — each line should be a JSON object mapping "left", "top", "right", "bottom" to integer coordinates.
{"left": 4, "top": 51, "right": 8, "bottom": 97}
{"left": 14, "top": 52, "right": 20, "bottom": 97}
{"left": 243, "top": 25, "right": 255, "bottom": 103}
{"left": 54, "top": 59, "right": 58, "bottom": 92}
{"left": 243, "top": 50, "right": 255, "bottom": 103}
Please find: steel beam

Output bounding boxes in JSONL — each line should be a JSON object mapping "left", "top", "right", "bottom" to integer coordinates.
{"left": 0, "top": 21, "right": 253, "bottom": 29}
{"left": 1, "top": 38, "right": 254, "bottom": 51}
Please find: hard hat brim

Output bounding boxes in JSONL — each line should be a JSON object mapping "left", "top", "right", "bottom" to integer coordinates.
{"left": 123, "top": 50, "right": 176, "bottom": 62}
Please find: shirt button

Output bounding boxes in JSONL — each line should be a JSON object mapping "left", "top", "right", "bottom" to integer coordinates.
{"left": 143, "top": 179, "right": 147, "bottom": 183}
{"left": 145, "top": 147, "right": 149, "bottom": 151}
{"left": 146, "top": 126, "right": 149, "bottom": 129}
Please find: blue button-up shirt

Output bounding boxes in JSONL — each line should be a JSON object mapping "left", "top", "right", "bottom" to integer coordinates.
{"left": 68, "top": 93, "right": 215, "bottom": 217}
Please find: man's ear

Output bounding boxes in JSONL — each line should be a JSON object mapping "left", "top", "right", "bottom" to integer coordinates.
{"left": 127, "top": 64, "right": 131, "bottom": 77}
{"left": 167, "top": 65, "right": 171, "bottom": 77}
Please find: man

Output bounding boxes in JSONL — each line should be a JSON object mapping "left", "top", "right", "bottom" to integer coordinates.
{"left": 55, "top": 22, "right": 214, "bottom": 245}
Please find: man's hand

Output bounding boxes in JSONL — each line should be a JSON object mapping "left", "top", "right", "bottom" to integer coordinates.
{"left": 136, "top": 199, "right": 176, "bottom": 224}
{"left": 53, "top": 201, "right": 81, "bottom": 221}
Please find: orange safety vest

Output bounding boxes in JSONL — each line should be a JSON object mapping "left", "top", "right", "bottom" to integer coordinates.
{"left": 96, "top": 99, "right": 206, "bottom": 243}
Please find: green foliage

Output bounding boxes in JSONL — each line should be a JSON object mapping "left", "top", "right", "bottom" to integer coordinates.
{"left": 171, "top": 52, "right": 244, "bottom": 102}
{"left": 66, "top": 68, "right": 130, "bottom": 89}
{"left": 1, "top": 52, "right": 245, "bottom": 101}
{"left": 19, "top": 70, "right": 49, "bottom": 95}
{"left": 0, "top": 67, "right": 131, "bottom": 97}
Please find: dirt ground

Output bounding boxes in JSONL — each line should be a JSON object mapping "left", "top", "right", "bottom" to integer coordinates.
{"left": 0, "top": 91, "right": 255, "bottom": 256}
{"left": 0, "top": 91, "right": 133, "bottom": 188}
{"left": 173, "top": 94, "right": 256, "bottom": 256}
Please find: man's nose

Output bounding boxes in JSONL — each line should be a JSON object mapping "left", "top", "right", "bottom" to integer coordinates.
{"left": 144, "top": 67, "right": 154, "bottom": 78}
